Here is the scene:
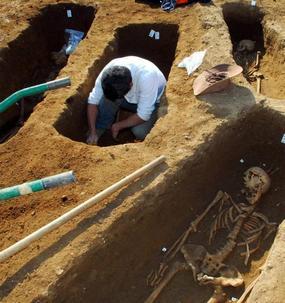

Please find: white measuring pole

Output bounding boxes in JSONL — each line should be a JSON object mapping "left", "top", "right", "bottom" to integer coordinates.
{"left": 0, "top": 155, "right": 166, "bottom": 262}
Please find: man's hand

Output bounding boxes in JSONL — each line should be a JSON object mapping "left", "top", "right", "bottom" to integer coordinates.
{"left": 111, "top": 114, "right": 145, "bottom": 139}
{"left": 86, "top": 131, "right": 99, "bottom": 145}
{"left": 111, "top": 122, "right": 122, "bottom": 139}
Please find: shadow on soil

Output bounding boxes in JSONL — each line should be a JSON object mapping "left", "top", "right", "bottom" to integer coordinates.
{"left": 0, "top": 161, "right": 168, "bottom": 301}
{"left": 197, "top": 84, "right": 256, "bottom": 119}
{"left": 45, "top": 106, "right": 285, "bottom": 303}
{"left": 135, "top": 0, "right": 161, "bottom": 9}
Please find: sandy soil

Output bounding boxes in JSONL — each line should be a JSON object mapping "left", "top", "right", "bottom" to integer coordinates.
{"left": 0, "top": 0, "right": 284, "bottom": 302}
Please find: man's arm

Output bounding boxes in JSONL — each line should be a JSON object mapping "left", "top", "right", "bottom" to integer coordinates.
{"left": 87, "top": 104, "right": 99, "bottom": 144}
{"left": 111, "top": 113, "right": 144, "bottom": 139}
{"left": 111, "top": 73, "right": 158, "bottom": 139}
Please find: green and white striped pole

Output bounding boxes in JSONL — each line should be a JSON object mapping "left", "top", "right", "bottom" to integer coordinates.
{"left": 0, "top": 171, "right": 75, "bottom": 201}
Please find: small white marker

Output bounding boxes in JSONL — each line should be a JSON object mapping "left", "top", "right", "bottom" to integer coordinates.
{"left": 162, "top": 247, "right": 167, "bottom": 253}
{"left": 155, "top": 31, "right": 160, "bottom": 40}
{"left": 67, "top": 10, "right": 72, "bottom": 18}
{"left": 240, "top": 159, "right": 244, "bottom": 163}
{"left": 149, "top": 29, "right": 155, "bottom": 38}
{"left": 281, "top": 134, "right": 285, "bottom": 144}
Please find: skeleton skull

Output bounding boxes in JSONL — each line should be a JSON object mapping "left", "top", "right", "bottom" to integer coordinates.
{"left": 243, "top": 167, "right": 271, "bottom": 204}
{"left": 237, "top": 39, "right": 256, "bottom": 52}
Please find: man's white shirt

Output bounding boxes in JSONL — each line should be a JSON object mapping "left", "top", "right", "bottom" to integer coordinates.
{"left": 87, "top": 56, "right": 166, "bottom": 121}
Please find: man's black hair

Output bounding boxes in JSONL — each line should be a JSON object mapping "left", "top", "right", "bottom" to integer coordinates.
{"left": 101, "top": 66, "right": 132, "bottom": 101}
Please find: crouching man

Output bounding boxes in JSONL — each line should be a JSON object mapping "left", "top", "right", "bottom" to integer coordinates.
{"left": 86, "top": 56, "right": 166, "bottom": 145}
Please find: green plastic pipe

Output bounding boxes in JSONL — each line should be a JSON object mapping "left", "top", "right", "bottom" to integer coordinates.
{"left": 0, "top": 171, "right": 75, "bottom": 201}
{"left": 0, "top": 77, "right": 71, "bottom": 114}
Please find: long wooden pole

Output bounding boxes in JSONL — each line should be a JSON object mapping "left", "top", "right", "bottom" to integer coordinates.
{"left": 0, "top": 155, "right": 166, "bottom": 262}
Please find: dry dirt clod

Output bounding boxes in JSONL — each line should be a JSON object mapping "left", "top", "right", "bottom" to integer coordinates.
{"left": 55, "top": 268, "right": 64, "bottom": 276}
{"left": 61, "top": 195, "right": 68, "bottom": 202}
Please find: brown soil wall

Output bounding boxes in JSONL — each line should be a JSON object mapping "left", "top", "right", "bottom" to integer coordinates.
{"left": 260, "top": 20, "right": 285, "bottom": 99}
{"left": 0, "top": 3, "right": 95, "bottom": 139}
{"left": 44, "top": 106, "right": 285, "bottom": 303}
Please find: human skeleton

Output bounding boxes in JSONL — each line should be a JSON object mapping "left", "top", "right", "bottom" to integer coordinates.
{"left": 145, "top": 167, "right": 277, "bottom": 303}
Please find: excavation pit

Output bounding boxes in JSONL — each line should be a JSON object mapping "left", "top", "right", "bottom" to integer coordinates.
{"left": 223, "top": 3, "right": 285, "bottom": 99}
{"left": 45, "top": 107, "right": 285, "bottom": 303}
{"left": 0, "top": 3, "right": 95, "bottom": 143}
{"left": 54, "top": 23, "right": 179, "bottom": 146}
{"left": 223, "top": 4, "right": 265, "bottom": 76}
{"left": 223, "top": 3, "right": 265, "bottom": 54}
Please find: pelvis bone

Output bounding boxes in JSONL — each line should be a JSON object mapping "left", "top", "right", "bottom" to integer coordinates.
{"left": 181, "top": 243, "right": 243, "bottom": 288}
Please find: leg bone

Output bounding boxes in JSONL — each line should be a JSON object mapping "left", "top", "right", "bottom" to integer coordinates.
{"left": 198, "top": 265, "right": 244, "bottom": 288}
{"left": 144, "top": 261, "right": 188, "bottom": 303}
{"left": 207, "top": 286, "right": 227, "bottom": 303}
